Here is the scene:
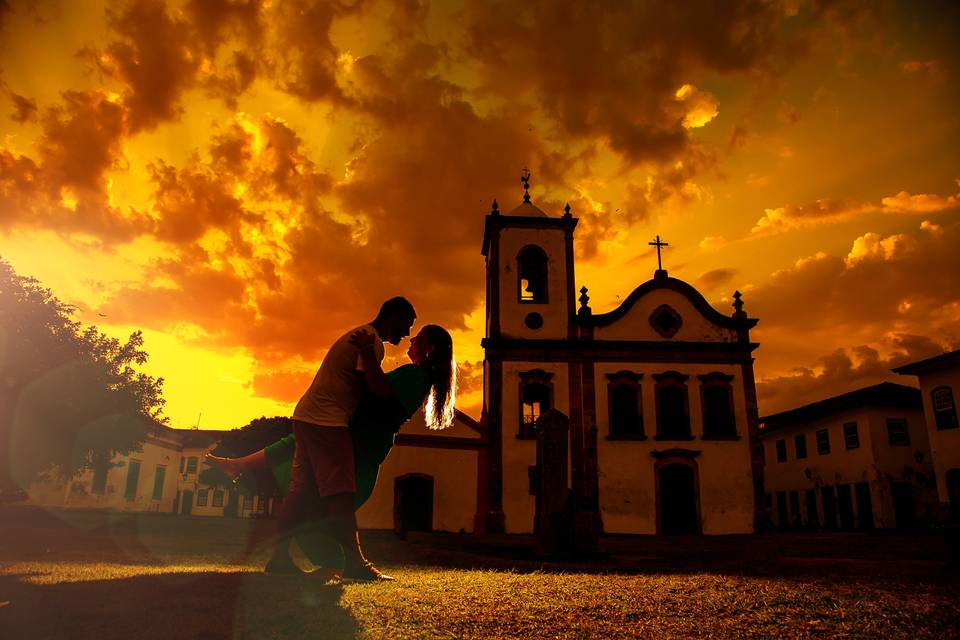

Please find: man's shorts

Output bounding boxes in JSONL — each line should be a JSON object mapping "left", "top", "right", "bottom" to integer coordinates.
{"left": 291, "top": 419, "right": 356, "bottom": 497}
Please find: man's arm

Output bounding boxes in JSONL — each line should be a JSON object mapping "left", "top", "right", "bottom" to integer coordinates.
{"left": 350, "top": 330, "right": 393, "bottom": 397}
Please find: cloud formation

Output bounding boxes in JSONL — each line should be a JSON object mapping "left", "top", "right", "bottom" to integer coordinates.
{"left": 750, "top": 220, "right": 960, "bottom": 411}
{"left": 751, "top": 182, "right": 960, "bottom": 236}
{"left": 758, "top": 334, "right": 948, "bottom": 415}
{"left": 0, "top": 90, "right": 152, "bottom": 242}
{"left": 0, "top": 0, "right": 955, "bottom": 425}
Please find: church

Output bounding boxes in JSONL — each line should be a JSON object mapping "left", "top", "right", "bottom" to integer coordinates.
{"left": 467, "top": 180, "right": 764, "bottom": 536}
{"left": 25, "top": 180, "right": 765, "bottom": 537}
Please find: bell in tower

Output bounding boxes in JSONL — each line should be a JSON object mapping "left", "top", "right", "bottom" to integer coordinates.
{"left": 480, "top": 172, "right": 579, "bottom": 341}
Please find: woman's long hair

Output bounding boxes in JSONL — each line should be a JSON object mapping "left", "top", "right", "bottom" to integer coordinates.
{"left": 421, "top": 324, "right": 457, "bottom": 430}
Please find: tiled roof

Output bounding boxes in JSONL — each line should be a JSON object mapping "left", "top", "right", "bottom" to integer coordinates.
{"left": 892, "top": 349, "right": 960, "bottom": 376}
{"left": 760, "top": 382, "right": 921, "bottom": 433}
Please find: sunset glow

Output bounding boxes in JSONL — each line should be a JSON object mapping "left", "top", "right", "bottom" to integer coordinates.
{"left": 1, "top": 0, "right": 957, "bottom": 430}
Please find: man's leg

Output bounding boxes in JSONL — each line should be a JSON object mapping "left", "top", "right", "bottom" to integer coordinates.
{"left": 303, "top": 427, "right": 394, "bottom": 581}
{"left": 265, "top": 423, "right": 319, "bottom": 573}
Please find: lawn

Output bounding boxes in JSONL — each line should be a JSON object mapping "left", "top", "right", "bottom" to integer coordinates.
{"left": 1, "top": 506, "right": 958, "bottom": 639}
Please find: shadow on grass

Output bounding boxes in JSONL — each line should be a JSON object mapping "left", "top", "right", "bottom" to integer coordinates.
{"left": 3, "top": 507, "right": 957, "bottom": 585}
{"left": 359, "top": 530, "right": 959, "bottom": 583}
{"left": 0, "top": 569, "right": 360, "bottom": 640}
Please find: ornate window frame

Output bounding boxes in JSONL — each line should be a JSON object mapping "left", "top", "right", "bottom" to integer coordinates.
{"left": 698, "top": 372, "right": 739, "bottom": 440}
{"left": 649, "top": 304, "right": 683, "bottom": 338}
{"left": 606, "top": 370, "right": 645, "bottom": 440}
{"left": 653, "top": 371, "right": 692, "bottom": 440}
{"left": 932, "top": 386, "right": 959, "bottom": 431}
{"left": 518, "top": 369, "right": 554, "bottom": 440}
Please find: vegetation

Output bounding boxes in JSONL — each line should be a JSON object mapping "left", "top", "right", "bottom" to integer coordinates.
{"left": 198, "top": 416, "right": 292, "bottom": 489}
{"left": 1, "top": 509, "right": 959, "bottom": 639}
{"left": 0, "top": 259, "right": 165, "bottom": 499}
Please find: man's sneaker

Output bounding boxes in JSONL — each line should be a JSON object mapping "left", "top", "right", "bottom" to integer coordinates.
{"left": 342, "top": 561, "right": 396, "bottom": 582}
{"left": 307, "top": 567, "right": 343, "bottom": 585}
{"left": 264, "top": 556, "right": 305, "bottom": 575}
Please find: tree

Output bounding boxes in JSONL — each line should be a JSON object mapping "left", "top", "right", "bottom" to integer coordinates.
{"left": 198, "top": 416, "right": 291, "bottom": 490}
{"left": 0, "top": 259, "right": 166, "bottom": 500}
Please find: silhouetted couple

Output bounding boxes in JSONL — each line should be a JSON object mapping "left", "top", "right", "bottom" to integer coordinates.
{"left": 207, "top": 297, "right": 456, "bottom": 582}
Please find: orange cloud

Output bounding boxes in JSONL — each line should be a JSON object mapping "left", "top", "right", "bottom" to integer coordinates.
{"left": 757, "top": 335, "right": 948, "bottom": 414}
{"left": 695, "top": 267, "right": 737, "bottom": 292}
{"left": 751, "top": 182, "right": 960, "bottom": 236}
{"left": 8, "top": 91, "right": 36, "bottom": 123}
{"left": 0, "top": 90, "right": 151, "bottom": 243}
{"left": 250, "top": 368, "right": 315, "bottom": 404}
{"left": 880, "top": 189, "right": 960, "bottom": 213}
{"left": 751, "top": 198, "right": 878, "bottom": 236}
{"left": 748, "top": 220, "right": 960, "bottom": 411}
{"left": 90, "top": 0, "right": 201, "bottom": 132}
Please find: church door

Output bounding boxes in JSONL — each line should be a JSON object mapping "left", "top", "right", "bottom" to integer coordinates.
{"left": 658, "top": 463, "right": 699, "bottom": 534}
{"left": 181, "top": 490, "right": 193, "bottom": 515}
{"left": 394, "top": 474, "right": 433, "bottom": 536}
{"left": 945, "top": 469, "right": 960, "bottom": 515}
{"left": 891, "top": 482, "right": 916, "bottom": 530}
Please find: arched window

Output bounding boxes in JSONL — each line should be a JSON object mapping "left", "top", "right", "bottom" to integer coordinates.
{"left": 606, "top": 371, "right": 644, "bottom": 438}
{"left": 932, "top": 386, "right": 958, "bottom": 430}
{"left": 517, "top": 246, "right": 548, "bottom": 303}
{"left": 653, "top": 371, "right": 691, "bottom": 439}
{"left": 699, "top": 373, "right": 737, "bottom": 438}
{"left": 519, "top": 369, "right": 553, "bottom": 438}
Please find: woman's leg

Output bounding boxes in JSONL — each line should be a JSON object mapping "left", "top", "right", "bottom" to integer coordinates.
{"left": 205, "top": 450, "right": 269, "bottom": 479}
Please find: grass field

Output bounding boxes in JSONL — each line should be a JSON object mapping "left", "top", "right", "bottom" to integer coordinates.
{"left": 1, "top": 507, "right": 959, "bottom": 639}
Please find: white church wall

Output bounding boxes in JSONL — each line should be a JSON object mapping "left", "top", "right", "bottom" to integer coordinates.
{"left": 501, "top": 360, "right": 571, "bottom": 533}
{"left": 598, "top": 452, "right": 658, "bottom": 533}
{"left": 595, "top": 361, "right": 755, "bottom": 534}
{"left": 593, "top": 288, "right": 738, "bottom": 343}
{"left": 356, "top": 446, "right": 479, "bottom": 533}
{"left": 497, "top": 229, "right": 570, "bottom": 340}
{"left": 695, "top": 447, "right": 756, "bottom": 533}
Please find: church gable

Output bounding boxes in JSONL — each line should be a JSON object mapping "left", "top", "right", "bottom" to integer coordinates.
{"left": 589, "top": 275, "right": 749, "bottom": 343}
{"left": 399, "top": 408, "right": 483, "bottom": 440}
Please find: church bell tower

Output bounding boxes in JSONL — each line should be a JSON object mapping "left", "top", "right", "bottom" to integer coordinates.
{"left": 481, "top": 172, "right": 579, "bottom": 341}
{"left": 476, "top": 173, "right": 579, "bottom": 534}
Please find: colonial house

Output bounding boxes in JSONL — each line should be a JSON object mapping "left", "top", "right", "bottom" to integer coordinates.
{"left": 25, "top": 412, "right": 484, "bottom": 530}
{"left": 893, "top": 349, "right": 960, "bottom": 510}
{"left": 759, "top": 382, "right": 935, "bottom": 530}
{"left": 25, "top": 425, "right": 275, "bottom": 518}
{"left": 472, "top": 181, "right": 763, "bottom": 535}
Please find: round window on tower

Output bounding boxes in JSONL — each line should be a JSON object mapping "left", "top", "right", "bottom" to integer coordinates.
{"left": 524, "top": 312, "right": 544, "bottom": 330}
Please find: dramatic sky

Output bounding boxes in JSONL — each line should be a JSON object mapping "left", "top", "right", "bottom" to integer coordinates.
{"left": 1, "top": 0, "right": 958, "bottom": 429}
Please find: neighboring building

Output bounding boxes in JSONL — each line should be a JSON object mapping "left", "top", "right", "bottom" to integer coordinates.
{"left": 475, "top": 183, "right": 764, "bottom": 535}
{"left": 893, "top": 349, "right": 960, "bottom": 510}
{"left": 759, "top": 382, "right": 935, "bottom": 530}
{"left": 24, "top": 425, "right": 275, "bottom": 517}
{"left": 357, "top": 409, "right": 485, "bottom": 533}
{"left": 25, "top": 413, "right": 484, "bottom": 531}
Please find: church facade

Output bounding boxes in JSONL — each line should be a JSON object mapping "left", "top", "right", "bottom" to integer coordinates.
{"left": 474, "top": 188, "right": 764, "bottom": 535}
{"left": 22, "top": 187, "right": 765, "bottom": 537}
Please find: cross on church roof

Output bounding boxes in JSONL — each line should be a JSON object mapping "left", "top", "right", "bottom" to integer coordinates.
{"left": 648, "top": 235, "right": 669, "bottom": 272}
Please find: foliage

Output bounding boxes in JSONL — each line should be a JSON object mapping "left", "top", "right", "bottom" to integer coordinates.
{"left": 0, "top": 259, "right": 166, "bottom": 497}
{"left": 198, "top": 415, "right": 291, "bottom": 490}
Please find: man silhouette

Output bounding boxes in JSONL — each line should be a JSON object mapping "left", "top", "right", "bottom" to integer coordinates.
{"left": 265, "top": 296, "right": 416, "bottom": 581}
